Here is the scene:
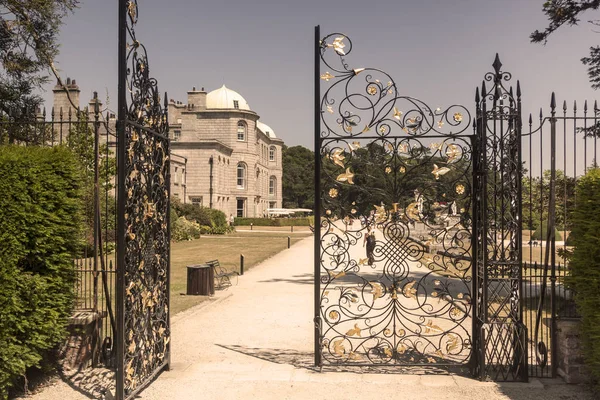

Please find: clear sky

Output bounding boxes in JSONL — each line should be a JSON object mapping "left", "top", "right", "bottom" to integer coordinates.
{"left": 43, "top": 0, "right": 600, "bottom": 151}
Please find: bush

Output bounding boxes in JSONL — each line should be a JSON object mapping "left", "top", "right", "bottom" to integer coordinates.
{"left": 0, "top": 145, "right": 83, "bottom": 398}
{"left": 234, "top": 217, "right": 312, "bottom": 226}
{"left": 531, "top": 220, "right": 562, "bottom": 241}
{"left": 564, "top": 168, "right": 600, "bottom": 388}
{"left": 172, "top": 201, "right": 228, "bottom": 231}
{"left": 171, "top": 216, "right": 201, "bottom": 241}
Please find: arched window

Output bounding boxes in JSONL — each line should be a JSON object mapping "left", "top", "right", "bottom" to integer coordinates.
{"left": 237, "top": 121, "right": 246, "bottom": 141}
{"left": 237, "top": 163, "right": 246, "bottom": 189}
{"left": 269, "top": 176, "right": 276, "bottom": 196}
{"left": 269, "top": 146, "right": 276, "bottom": 162}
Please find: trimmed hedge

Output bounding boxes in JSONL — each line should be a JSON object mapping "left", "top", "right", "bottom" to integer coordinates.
{"left": 565, "top": 168, "right": 600, "bottom": 388}
{"left": 531, "top": 220, "right": 563, "bottom": 241}
{"left": 0, "top": 146, "right": 83, "bottom": 398}
{"left": 234, "top": 217, "right": 312, "bottom": 226}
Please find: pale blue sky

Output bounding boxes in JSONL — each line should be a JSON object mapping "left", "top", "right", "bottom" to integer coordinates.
{"left": 43, "top": 0, "right": 600, "bottom": 151}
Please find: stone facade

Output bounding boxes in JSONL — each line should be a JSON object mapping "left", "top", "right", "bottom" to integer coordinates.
{"left": 556, "top": 318, "right": 589, "bottom": 384}
{"left": 168, "top": 86, "right": 283, "bottom": 218}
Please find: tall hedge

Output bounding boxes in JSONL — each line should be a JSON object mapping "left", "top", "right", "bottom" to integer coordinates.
{"left": 0, "top": 145, "right": 83, "bottom": 398}
{"left": 566, "top": 168, "right": 600, "bottom": 388}
{"left": 531, "top": 220, "right": 563, "bottom": 241}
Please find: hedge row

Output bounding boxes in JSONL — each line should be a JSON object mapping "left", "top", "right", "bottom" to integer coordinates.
{"left": 0, "top": 146, "right": 83, "bottom": 398}
{"left": 234, "top": 217, "right": 313, "bottom": 226}
{"left": 565, "top": 168, "right": 600, "bottom": 389}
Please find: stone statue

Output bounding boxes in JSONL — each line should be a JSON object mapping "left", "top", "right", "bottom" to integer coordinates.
{"left": 451, "top": 201, "right": 457, "bottom": 216}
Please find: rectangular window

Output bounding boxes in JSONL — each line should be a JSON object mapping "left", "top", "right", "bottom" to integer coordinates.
{"left": 172, "top": 130, "right": 181, "bottom": 141}
{"left": 237, "top": 199, "right": 245, "bottom": 217}
{"left": 269, "top": 147, "right": 275, "bottom": 161}
{"left": 190, "top": 196, "right": 202, "bottom": 206}
{"left": 233, "top": 100, "right": 239, "bottom": 109}
{"left": 174, "top": 167, "right": 179, "bottom": 185}
{"left": 269, "top": 178, "right": 275, "bottom": 195}
{"left": 269, "top": 201, "right": 276, "bottom": 209}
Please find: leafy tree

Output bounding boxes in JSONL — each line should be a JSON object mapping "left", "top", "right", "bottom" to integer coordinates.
{"left": 0, "top": 0, "right": 79, "bottom": 120}
{"left": 531, "top": 1, "right": 600, "bottom": 89}
{"left": 282, "top": 145, "right": 315, "bottom": 209}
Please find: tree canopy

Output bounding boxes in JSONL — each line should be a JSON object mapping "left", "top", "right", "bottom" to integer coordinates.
{"left": 0, "top": 0, "right": 78, "bottom": 119}
{"left": 531, "top": 0, "right": 600, "bottom": 89}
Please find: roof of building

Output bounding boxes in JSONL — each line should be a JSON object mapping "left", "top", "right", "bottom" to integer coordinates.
{"left": 206, "top": 85, "right": 250, "bottom": 111}
{"left": 256, "top": 121, "right": 276, "bottom": 138}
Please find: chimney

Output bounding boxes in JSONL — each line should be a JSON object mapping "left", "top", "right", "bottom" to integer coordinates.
{"left": 52, "top": 76, "right": 80, "bottom": 118}
{"left": 187, "top": 86, "right": 206, "bottom": 110}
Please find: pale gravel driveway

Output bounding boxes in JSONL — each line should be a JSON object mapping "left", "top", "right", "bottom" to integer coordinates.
{"left": 25, "top": 235, "right": 593, "bottom": 400}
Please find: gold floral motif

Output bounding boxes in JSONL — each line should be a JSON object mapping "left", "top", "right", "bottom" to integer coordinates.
{"left": 432, "top": 164, "right": 451, "bottom": 180}
{"left": 446, "top": 334, "right": 459, "bottom": 353}
{"left": 358, "top": 258, "right": 368, "bottom": 266}
{"left": 450, "top": 307, "right": 463, "bottom": 318}
{"left": 397, "top": 344, "right": 408, "bottom": 354}
{"left": 326, "top": 210, "right": 332, "bottom": 215}
{"left": 397, "top": 329, "right": 406, "bottom": 336}
{"left": 398, "top": 143, "right": 408, "bottom": 154}
{"left": 379, "top": 125, "right": 387, "bottom": 134}
{"left": 438, "top": 120, "right": 445, "bottom": 128}
{"left": 455, "top": 184, "right": 465, "bottom": 195}
{"left": 346, "top": 324, "right": 362, "bottom": 337}
{"left": 336, "top": 168, "right": 355, "bottom": 184}
{"left": 320, "top": 71, "right": 334, "bottom": 81}
{"left": 446, "top": 144, "right": 461, "bottom": 163}
{"left": 384, "top": 328, "right": 392, "bottom": 336}
{"left": 385, "top": 166, "right": 392, "bottom": 174}
{"left": 427, "top": 357, "right": 437, "bottom": 364}
{"left": 367, "top": 86, "right": 378, "bottom": 95}
{"left": 328, "top": 148, "right": 345, "bottom": 168}
{"left": 351, "top": 208, "right": 357, "bottom": 214}
{"left": 431, "top": 291, "right": 438, "bottom": 297}
{"left": 434, "top": 280, "right": 441, "bottom": 286}
{"left": 370, "top": 282, "right": 384, "bottom": 298}
{"left": 458, "top": 293, "right": 464, "bottom": 300}
{"left": 351, "top": 141, "right": 361, "bottom": 149}
{"left": 383, "top": 347, "right": 393, "bottom": 357}
{"left": 429, "top": 142, "right": 443, "bottom": 151}
{"left": 399, "top": 166, "right": 406, "bottom": 173}
{"left": 385, "top": 143, "right": 394, "bottom": 152}
{"left": 329, "top": 310, "right": 339, "bottom": 320}
{"left": 453, "top": 112, "right": 463, "bottom": 122}
{"left": 329, "top": 188, "right": 338, "bottom": 198}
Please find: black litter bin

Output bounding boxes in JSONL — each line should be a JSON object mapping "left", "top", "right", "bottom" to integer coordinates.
{"left": 187, "top": 264, "right": 214, "bottom": 295}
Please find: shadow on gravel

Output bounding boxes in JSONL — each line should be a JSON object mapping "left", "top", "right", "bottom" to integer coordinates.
{"left": 216, "top": 344, "right": 470, "bottom": 376}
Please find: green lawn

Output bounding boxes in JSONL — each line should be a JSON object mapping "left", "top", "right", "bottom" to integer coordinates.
{"left": 169, "top": 231, "right": 311, "bottom": 314}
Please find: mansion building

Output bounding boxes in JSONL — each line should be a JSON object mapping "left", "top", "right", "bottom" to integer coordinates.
{"left": 168, "top": 85, "right": 283, "bottom": 218}
{"left": 51, "top": 80, "right": 283, "bottom": 218}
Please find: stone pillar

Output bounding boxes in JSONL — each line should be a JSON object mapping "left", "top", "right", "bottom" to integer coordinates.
{"left": 556, "top": 318, "right": 589, "bottom": 383}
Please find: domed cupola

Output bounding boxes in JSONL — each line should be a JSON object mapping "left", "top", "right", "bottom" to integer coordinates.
{"left": 206, "top": 85, "right": 250, "bottom": 111}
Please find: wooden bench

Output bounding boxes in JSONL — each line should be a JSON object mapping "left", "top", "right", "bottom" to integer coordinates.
{"left": 205, "top": 260, "right": 239, "bottom": 290}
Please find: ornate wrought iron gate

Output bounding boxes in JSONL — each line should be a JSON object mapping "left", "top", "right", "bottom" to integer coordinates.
{"left": 314, "top": 28, "right": 475, "bottom": 369}
{"left": 314, "top": 28, "right": 526, "bottom": 381}
{"left": 116, "top": 1, "right": 171, "bottom": 399}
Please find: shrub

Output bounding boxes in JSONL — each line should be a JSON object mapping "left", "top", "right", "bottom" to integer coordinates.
{"left": 564, "top": 168, "right": 600, "bottom": 388}
{"left": 531, "top": 220, "right": 562, "bottom": 241}
{"left": 234, "top": 217, "right": 312, "bottom": 226}
{"left": 0, "top": 145, "right": 83, "bottom": 398}
{"left": 171, "top": 216, "right": 201, "bottom": 241}
{"left": 172, "top": 202, "right": 228, "bottom": 231}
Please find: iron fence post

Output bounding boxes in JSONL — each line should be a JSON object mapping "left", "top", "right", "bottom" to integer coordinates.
{"left": 313, "top": 24, "right": 322, "bottom": 368}
{"left": 116, "top": 0, "right": 127, "bottom": 397}
{"left": 549, "top": 93, "right": 558, "bottom": 378}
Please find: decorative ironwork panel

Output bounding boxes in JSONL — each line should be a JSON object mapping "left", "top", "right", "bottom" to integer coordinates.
{"left": 473, "top": 55, "right": 527, "bottom": 381}
{"left": 117, "top": 1, "right": 170, "bottom": 399}
{"left": 315, "top": 29, "right": 474, "bottom": 368}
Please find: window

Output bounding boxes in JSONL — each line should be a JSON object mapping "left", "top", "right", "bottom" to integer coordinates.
{"left": 174, "top": 167, "right": 179, "bottom": 185}
{"left": 172, "top": 130, "right": 181, "bottom": 141}
{"left": 190, "top": 196, "right": 202, "bottom": 206}
{"left": 269, "top": 176, "right": 276, "bottom": 196}
{"left": 237, "top": 163, "right": 246, "bottom": 189}
{"left": 233, "top": 100, "right": 239, "bottom": 109}
{"left": 237, "top": 199, "right": 245, "bottom": 217}
{"left": 237, "top": 121, "right": 246, "bottom": 141}
{"left": 269, "top": 146, "right": 276, "bottom": 161}
{"left": 269, "top": 201, "right": 276, "bottom": 209}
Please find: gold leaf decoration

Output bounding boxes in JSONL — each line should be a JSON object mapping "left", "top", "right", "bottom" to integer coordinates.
{"left": 346, "top": 323, "right": 362, "bottom": 337}
{"left": 327, "top": 105, "right": 334, "bottom": 114}
{"left": 427, "top": 357, "right": 437, "bottom": 363}
{"left": 446, "top": 144, "right": 461, "bottom": 163}
{"left": 393, "top": 107, "right": 403, "bottom": 120}
{"left": 438, "top": 120, "right": 445, "bottom": 128}
{"left": 128, "top": 341, "right": 136, "bottom": 354}
{"left": 321, "top": 71, "right": 334, "bottom": 81}
{"left": 331, "top": 36, "right": 346, "bottom": 55}
{"left": 328, "top": 148, "right": 345, "bottom": 168}
{"left": 358, "top": 258, "right": 368, "bottom": 266}
{"left": 351, "top": 208, "right": 357, "bottom": 214}
{"left": 329, "top": 188, "right": 338, "bottom": 198}
{"left": 455, "top": 184, "right": 465, "bottom": 195}
{"left": 398, "top": 143, "right": 409, "bottom": 153}
{"left": 353, "top": 68, "right": 365, "bottom": 75}
{"left": 351, "top": 141, "right": 361, "bottom": 149}
{"left": 127, "top": 1, "right": 136, "bottom": 19}
{"left": 432, "top": 164, "right": 451, "bottom": 180}
{"left": 336, "top": 168, "right": 355, "bottom": 184}
{"left": 333, "top": 339, "right": 346, "bottom": 356}
{"left": 329, "top": 310, "right": 340, "bottom": 320}
{"left": 424, "top": 320, "right": 443, "bottom": 334}
{"left": 397, "top": 344, "right": 407, "bottom": 354}
{"left": 348, "top": 351, "right": 361, "bottom": 360}
{"left": 453, "top": 112, "right": 463, "bottom": 122}
{"left": 403, "top": 281, "right": 417, "bottom": 299}
{"left": 457, "top": 293, "right": 464, "bottom": 299}
{"left": 383, "top": 347, "right": 393, "bottom": 357}
{"left": 385, "top": 142, "right": 394, "bottom": 152}
{"left": 362, "top": 125, "right": 371, "bottom": 133}
{"left": 446, "top": 334, "right": 459, "bottom": 353}
{"left": 429, "top": 142, "right": 443, "bottom": 151}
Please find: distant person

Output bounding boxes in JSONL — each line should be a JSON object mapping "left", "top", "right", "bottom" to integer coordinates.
{"left": 364, "top": 226, "right": 376, "bottom": 266}
{"left": 229, "top": 214, "right": 235, "bottom": 227}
